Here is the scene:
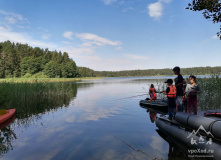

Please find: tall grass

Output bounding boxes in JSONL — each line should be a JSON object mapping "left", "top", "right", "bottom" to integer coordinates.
{"left": 0, "top": 82, "right": 94, "bottom": 157}
{"left": 0, "top": 82, "right": 78, "bottom": 121}
{"left": 197, "top": 76, "right": 221, "bottom": 110}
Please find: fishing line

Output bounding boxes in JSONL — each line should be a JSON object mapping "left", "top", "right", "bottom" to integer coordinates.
{"left": 111, "top": 93, "right": 148, "bottom": 102}
{"left": 114, "top": 136, "right": 155, "bottom": 160}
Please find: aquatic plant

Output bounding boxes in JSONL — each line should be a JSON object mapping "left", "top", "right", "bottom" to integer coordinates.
{"left": 0, "top": 82, "right": 78, "bottom": 120}
{"left": 197, "top": 76, "right": 221, "bottom": 110}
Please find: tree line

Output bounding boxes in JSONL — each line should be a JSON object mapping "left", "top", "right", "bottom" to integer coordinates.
{"left": 0, "top": 41, "right": 221, "bottom": 78}
{"left": 91, "top": 67, "right": 221, "bottom": 77}
{"left": 0, "top": 41, "right": 78, "bottom": 78}
{"left": 77, "top": 66, "right": 221, "bottom": 77}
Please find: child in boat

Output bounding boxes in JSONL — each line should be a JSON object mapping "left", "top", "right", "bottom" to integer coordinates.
{"left": 149, "top": 84, "right": 156, "bottom": 95}
{"left": 148, "top": 89, "right": 157, "bottom": 101}
{"left": 185, "top": 75, "right": 200, "bottom": 115}
{"left": 162, "top": 79, "right": 177, "bottom": 120}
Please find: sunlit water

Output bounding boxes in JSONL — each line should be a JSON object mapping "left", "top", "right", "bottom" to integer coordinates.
{"left": 0, "top": 76, "right": 218, "bottom": 160}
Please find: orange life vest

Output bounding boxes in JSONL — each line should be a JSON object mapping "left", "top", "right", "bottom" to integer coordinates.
{"left": 150, "top": 92, "right": 157, "bottom": 100}
{"left": 149, "top": 88, "right": 155, "bottom": 93}
{"left": 167, "top": 85, "right": 176, "bottom": 98}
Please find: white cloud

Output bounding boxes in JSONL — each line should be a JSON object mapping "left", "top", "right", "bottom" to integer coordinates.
{"left": 101, "top": 0, "right": 117, "bottom": 5}
{"left": 118, "top": 1, "right": 125, "bottom": 5}
{"left": 62, "top": 41, "right": 71, "bottom": 45}
{"left": 147, "top": 0, "right": 172, "bottom": 20}
{"left": 0, "top": 28, "right": 57, "bottom": 49}
{"left": 5, "top": 17, "right": 16, "bottom": 24}
{"left": 160, "top": 0, "right": 172, "bottom": 3}
{"left": 147, "top": 2, "right": 163, "bottom": 20}
{"left": 60, "top": 44, "right": 154, "bottom": 71}
{"left": 0, "top": 9, "right": 29, "bottom": 24}
{"left": 125, "top": 54, "right": 149, "bottom": 60}
{"left": 0, "top": 26, "right": 10, "bottom": 31}
{"left": 59, "top": 32, "right": 123, "bottom": 67}
{"left": 41, "top": 34, "right": 50, "bottom": 39}
{"left": 74, "top": 54, "right": 154, "bottom": 71}
{"left": 122, "top": 7, "right": 134, "bottom": 13}
{"left": 63, "top": 31, "right": 74, "bottom": 39}
{"left": 58, "top": 46, "right": 94, "bottom": 56}
{"left": 76, "top": 33, "right": 121, "bottom": 46}
{"left": 212, "top": 35, "right": 218, "bottom": 39}
{"left": 115, "top": 46, "right": 122, "bottom": 50}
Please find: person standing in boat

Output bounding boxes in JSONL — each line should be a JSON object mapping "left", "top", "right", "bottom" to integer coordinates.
{"left": 185, "top": 75, "right": 200, "bottom": 115}
{"left": 173, "top": 66, "right": 186, "bottom": 112}
{"left": 162, "top": 79, "right": 177, "bottom": 120}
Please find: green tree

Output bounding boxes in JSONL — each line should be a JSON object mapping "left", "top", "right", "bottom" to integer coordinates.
{"left": 61, "top": 61, "right": 77, "bottom": 78}
{"left": 62, "top": 52, "right": 69, "bottom": 63}
{"left": 186, "top": 0, "right": 221, "bottom": 39}
{"left": 21, "top": 57, "right": 42, "bottom": 76}
{"left": 44, "top": 61, "right": 60, "bottom": 78}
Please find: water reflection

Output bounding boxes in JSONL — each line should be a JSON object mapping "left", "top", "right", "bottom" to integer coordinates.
{"left": 146, "top": 109, "right": 157, "bottom": 123}
{"left": 0, "top": 115, "right": 16, "bottom": 158}
{"left": 0, "top": 77, "right": 220, "bottom": 159}
{"left": 0, "top": 82, "right": 95, "bottom": 157}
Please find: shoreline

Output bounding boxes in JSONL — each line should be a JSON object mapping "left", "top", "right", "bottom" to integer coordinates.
{"left": 0, "top": 77, "right": 104, "bottom": 83}
{"left": 0, "top": 75, "right": 219, "bottom": 83}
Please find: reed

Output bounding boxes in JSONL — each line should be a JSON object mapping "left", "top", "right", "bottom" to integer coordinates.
{"left": 197, "top": 76, "right": 221, "bottom": 110}
{"left": 0, "top": 82, "right": 78, "bottom": 120}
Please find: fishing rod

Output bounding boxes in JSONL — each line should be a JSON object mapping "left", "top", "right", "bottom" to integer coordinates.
{"left": 114, "top": 136, "right": 155, "bottom": 160}
{"left": 112, "top": 86, "right": 166, "bottom": 102}
{"left": 111, "top": 93, "right": 149, "bottom": 102}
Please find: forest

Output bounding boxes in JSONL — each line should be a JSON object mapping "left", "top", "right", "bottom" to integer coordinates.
{"left": 0, "top": 41, "right": 221, "bottom": 78}
{"left": 0, "top": 41, "right": 78, "bottom": 78}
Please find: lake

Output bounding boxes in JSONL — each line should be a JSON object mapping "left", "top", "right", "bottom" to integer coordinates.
{"left": 0, "top": 76, "right": 220, "bottom": 160}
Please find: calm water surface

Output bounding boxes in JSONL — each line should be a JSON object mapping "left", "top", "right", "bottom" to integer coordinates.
{"left": 0, "top": 77, "right": 214, "bottom": 160}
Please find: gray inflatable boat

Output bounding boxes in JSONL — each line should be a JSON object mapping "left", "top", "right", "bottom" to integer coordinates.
{"left": 139, "top": 99, "right": 168, "bottom": 112}
{"left": 156, "top": 112, "right": 221, "bottom": 159}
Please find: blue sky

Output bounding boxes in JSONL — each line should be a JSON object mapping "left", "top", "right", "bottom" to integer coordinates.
{"left": 0, "top": 0, "right": 220, "bottom": 71}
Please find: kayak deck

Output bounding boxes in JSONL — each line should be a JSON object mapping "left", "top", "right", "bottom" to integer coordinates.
{"left": 0, "top": 109, "right": 16, "bottom": 124}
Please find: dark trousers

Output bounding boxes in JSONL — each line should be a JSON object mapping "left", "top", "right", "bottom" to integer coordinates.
{"left": 187, "top": 95, "right": 197, "bottom": 115}
{"left": 167, "top": 98, "right": 176, "bottom": 117}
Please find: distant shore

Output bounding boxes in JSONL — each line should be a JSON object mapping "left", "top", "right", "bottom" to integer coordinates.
{"left": 0, "top": 77, "right": 104, "bottom": 83}
{"left": 0, "top": 75, "right": 219, "bottom": 83}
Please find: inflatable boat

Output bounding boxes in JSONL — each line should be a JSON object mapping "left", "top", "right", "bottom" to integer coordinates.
{"left": 156, "top": 129, "right": 194, "bottom": 159}
{"left": 155, "top": 112, "right": 221, "bottom": 159}
{"left": 139, "top": 99, "right": 168, "bottom": 113}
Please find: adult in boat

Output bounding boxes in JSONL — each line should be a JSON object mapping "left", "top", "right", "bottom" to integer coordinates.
{"left": 162, "top": 79, "right": 177, "bottom": 120}
{"left": 173, "top": 66, "right": 186, "bottom": 112}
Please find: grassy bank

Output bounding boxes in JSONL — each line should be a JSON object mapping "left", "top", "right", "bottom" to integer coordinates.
{"left": 0, "top": 77, "right": 103, "bottom": 83}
